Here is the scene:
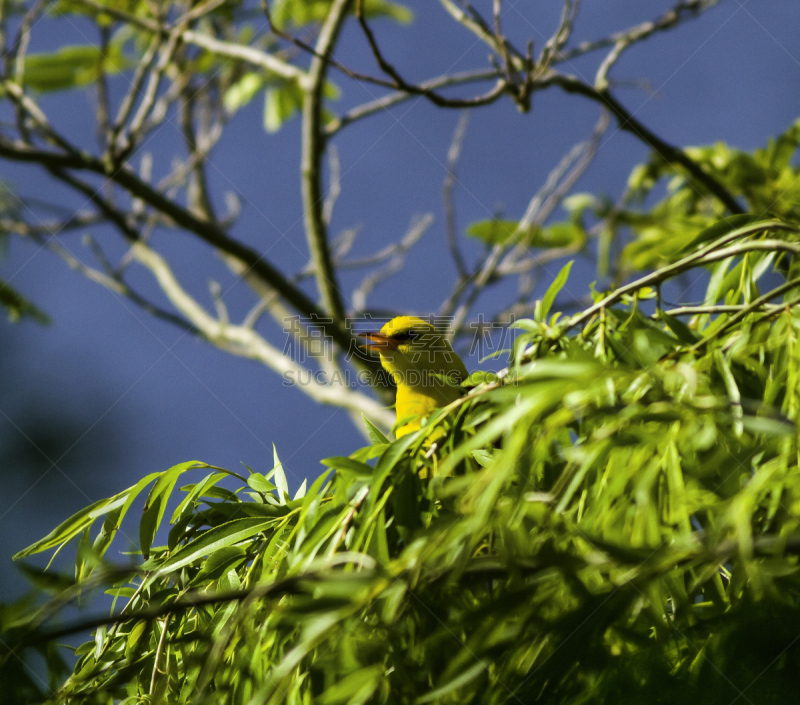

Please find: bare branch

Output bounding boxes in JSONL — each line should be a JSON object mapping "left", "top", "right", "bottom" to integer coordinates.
{"left": 179, "top": 88, "right": 218, "bottom": 222}
{"left": 662, "top": 303, "right": 788, "bottom": 317}
{"left": 0, "top": 136, "right": 363, "bottom": 354}
{"left": 110, "top": 33, "right": 161, "bottom": 147}
{"left": 181, "top": 29, "right": 308, "bottom": 84}
{"left": 95, "top": 27, "right": 113, "bottom": 154}
{"left": 443, "top": 111, "right": 470, "bottom": 279}
{"left": 261, "top": 0, "right": 403, "bottom": 90}
{"left": 537, "top": 72, "right": 744, "bottom": 215}
{"left": 133, "top": 241, "right": 393, "bottom": 425}
{"left": 39, "top": 236, "right": 201, "bottom": 336}
{"left": 355, "top": 0, "right": 510, "bottom": 109}
{"left": 324, "top": 69, "right": 501, "bottom": 136}
{"left": 323, "top": 145, "right": 341, "bottom": 227}
{"left": 498, "top": 109, "right": 609, "bottom": 276}
{"left": 539, "top": 0, "right": 581, "bottom": 68}
{"left": 557, "top": 0, "right": 723, "bottom": 64}
{"left": 10, "top": 0, "right": 47, "bottom": 86}
{"left": 117, "top": 22, "right": 186, "bottom": 158}
{"left": 438, "top": 0, "right": 503, "bottom": 55}
{"left": 352, "top": 215, "right": 432, "bottom": 312}
{"left": 301, "top": 0, "right": 352, "bottom": 323}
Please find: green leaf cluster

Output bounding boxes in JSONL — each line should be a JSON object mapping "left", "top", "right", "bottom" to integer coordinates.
{"left": 20, "top": 44, "right": 129, "bottom": 93}
{"left": 466, "top": 192, "right": 597, "bottom": 249}
{"left": 5, "top": 217, "right": 800, "bottom": 703}
{"left": 618, "top": 118, "right": 800, "bottom": 272}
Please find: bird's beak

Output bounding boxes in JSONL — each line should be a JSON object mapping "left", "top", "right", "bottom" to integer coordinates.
{"left": 358, "top": 332, "right": 398, "bottom": 352}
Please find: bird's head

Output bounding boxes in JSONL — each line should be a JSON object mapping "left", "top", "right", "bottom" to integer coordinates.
{"left": 359, "top": 316, "right": 468, "bottom": 388}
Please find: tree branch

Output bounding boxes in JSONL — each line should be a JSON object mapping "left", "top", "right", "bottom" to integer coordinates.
{"left": 355, "top": 0, "right": 510, "bottom": 109}
{"left": 538, "top": 73, "right": 745, "bottom": 215}
{"left": 324, "top": 69, "right": 501, "bottom": 135}
{"left": 182, "top": 29, "right": 308, "bottom": 84}
{"left": 443, "top": 111, "right": 470, "bottom": 279}
{"left": 132, "top": 241, "right": 394, "bottom": 424}
{"left": 301, "top": 0, "right": 352, "bottom": 323}
{"left": 556, "top": 0, "right": 723, "bottom": 63}
{"left": 0, "top": 138, "right": 361, "bottom": 350}
{"left": 565, "top": 223, "right": 799, "bottom": 332}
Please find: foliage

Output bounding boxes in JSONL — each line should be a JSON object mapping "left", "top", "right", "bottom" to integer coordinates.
{"left": 20, "top": 44, "right": 129, "bottom": 93}
{"left": 616, "top": 117, "right": 800, "bottom": 275}
{"left": 4, "top": 1, "right": 800, "bottom": 702}
{"left": 5, "top": 215, "right": 800, "bottom": 703}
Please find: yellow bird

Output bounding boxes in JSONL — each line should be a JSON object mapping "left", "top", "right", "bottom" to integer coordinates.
{"left": 360, "top": 316, "right": 468, "bottom": 437}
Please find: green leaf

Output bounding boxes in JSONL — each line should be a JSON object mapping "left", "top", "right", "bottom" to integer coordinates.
{"left": 320, "top": 456, "right": 374, "bottom": 478}
{"left": 13, "top": 478, "right": 150, "bottom": 559}
{"left": 189, "top": 545, "right": 248, "bottom": 586}
{"left": 740, "top": 415, "right": 795, "bottom": 437}
{"left": 461, "top": 370, "right": 499, "bottom": 387}
{"left": 224, "top": 72, "right": 264, "bottom": 114}
{"left": 538, "top": 260, "right": 573, "bottom": 322}
{"left": 534, "top": 221, "right": 586, "bottom": 248}
{"left": 125, "top": 621, "right": 147, "bottom": 660}
{"left": 680, "top": 214, "right": 770, "bottom": 253}
{"left": 362, "top": 413, "right": 390, "bottom": 444}
{"left": 319, "top": 665, "right": 383, "bottom": 704}
{"left": 21, "top": 43, "right": 128, "bottom": 93}
{"left": 293, "top": 478, "right": 308, "bottom": 500}
{"left": 660, "top": 311, "right": 699, "bottom": 344}
{"left": 264, "top": 78, "right": 338, "bottom": 132}
{"left": 17, "top": 564, "right": 75, "bottom": 594}
{"left": 361, "top": 0, "right": 412, "bottom": 23}
{"left": 465, "top": 220, "right": 584, "bottom": 248}
{"left": 140, "top": 461, "right": 203, "bottom": 559}
{"left": 151, "top": 517, "right": 276, "bottom": 576}
{"left": 465, "top": 219, "right": 520, "bottom": 245}
{"left": 271, "top": 444, "right": 289, "bottom": 504}
{"left": 171, "top": 472, "right": 228, "bottom": 524}
{"left": 264, "top": 80, "right": 303, "bottom": 132}
{"left": 416, "top": 661, "right": 486, "bottom": 703}
{"left": 248, "top": 472, "right": 277, "bottom": 494}
{"left": 471, "top": 449, "right": 494, "bottom": 467}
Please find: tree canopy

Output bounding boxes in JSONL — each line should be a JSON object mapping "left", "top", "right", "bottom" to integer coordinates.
{"left": 7, "top": 209, "right": 800, "bottom": 702}
{"left": 2, "top": 0, "right": 800, "bottom": 702}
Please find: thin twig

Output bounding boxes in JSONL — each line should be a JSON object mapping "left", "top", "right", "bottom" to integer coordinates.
{"left": 689, "top": 275, "right": 800, "bottom": 352}
{"left": 566, "top": 225, "right": 799, "bottom": 332}
{"left": 539, "top": 73, "right": 744, "bottom": 215}
{"left": 443, "top": 111, "right": 470, "bottom": 279}
{"left": 0, "top": 137, "right": 360, "bottom": 352}
{"left": 352, "top": 215, "right": 433, "bottom": 312}
{"left": 149, "top": 615, "right": 172, "bottom": 696}
{"left": 323, "top": 145, "right": 341, "bottom": 227}
{"left": 557, "top": 0, "right": 722, "bottom": 63}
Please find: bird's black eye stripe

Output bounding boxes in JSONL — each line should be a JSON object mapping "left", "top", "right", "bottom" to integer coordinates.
{"left": 392, "top": 330, "right": 419, "bottom": 343}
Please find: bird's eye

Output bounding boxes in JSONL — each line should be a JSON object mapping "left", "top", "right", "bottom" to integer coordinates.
{"left": 393, "top": 330, "right": 418, "bottom": 343}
